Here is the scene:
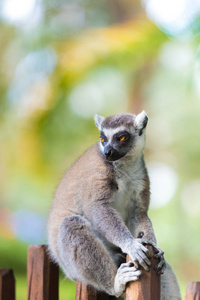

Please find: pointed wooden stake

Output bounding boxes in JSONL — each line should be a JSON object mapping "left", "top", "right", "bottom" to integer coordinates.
{"left": 27, "top": 245, "right": 59, "bottom": 300}
{"left": 126, "top": 245, "right": 160, "bottom": 300}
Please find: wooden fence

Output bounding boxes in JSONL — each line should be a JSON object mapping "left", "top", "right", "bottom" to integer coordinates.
{"left": 0, "top": 244, "right": 199, "bottom": 300}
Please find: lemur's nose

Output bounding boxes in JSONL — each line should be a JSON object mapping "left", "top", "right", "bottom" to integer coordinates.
{"left": 104, "top": 145, "right": 113, "bottom": 158}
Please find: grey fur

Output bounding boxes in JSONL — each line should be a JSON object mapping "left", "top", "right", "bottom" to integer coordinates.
{"left": 47, "top": 112, "right": 181, "bottom": 299}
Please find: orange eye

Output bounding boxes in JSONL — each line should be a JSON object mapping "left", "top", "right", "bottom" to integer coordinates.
{"left": 100, "top": 138, "right": 105, "bottom": 143}
{"left": 120, "top": 136, "right": 126, "bottom": 141}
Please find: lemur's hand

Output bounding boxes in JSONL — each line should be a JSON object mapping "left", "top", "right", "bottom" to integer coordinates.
{"left": 141, "top": 242, "right": 166, "bottom": 275}
{"left": 137, "top": 231, "right": 166, "bottom": 275}
{"left": 154, "top": 247, "right": 166, "bottom": 275}
{"left": 127, "top": 238, "right": 151, "bottom": 271}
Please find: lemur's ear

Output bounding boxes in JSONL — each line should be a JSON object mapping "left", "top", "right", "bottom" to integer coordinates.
{"left": 94, "top": 114, "right": 105, "bottom": 130}
{"left": 134, "top": 111, "right": 148, "bottom": 136}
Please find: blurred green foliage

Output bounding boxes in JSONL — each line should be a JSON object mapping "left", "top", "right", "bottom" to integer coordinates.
{"left": 1, "top": 0, "right": 200, "bottom": 299}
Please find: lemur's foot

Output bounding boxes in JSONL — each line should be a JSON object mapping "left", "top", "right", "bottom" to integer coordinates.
{"left": 114, "top": 262, "right": 142, "bottom": 297}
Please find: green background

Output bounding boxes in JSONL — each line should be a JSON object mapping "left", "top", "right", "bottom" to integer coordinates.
{"left": 1, "top": 0, "right": 200, "bottom": 298}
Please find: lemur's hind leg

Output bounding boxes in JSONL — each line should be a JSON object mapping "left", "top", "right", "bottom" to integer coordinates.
{"left": 58, "top": 215, "right": 141, "bottom": 297}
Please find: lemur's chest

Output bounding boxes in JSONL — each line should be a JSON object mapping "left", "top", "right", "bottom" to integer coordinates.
{"left": 110, "top": 169, "right": 145, "bottom": 222}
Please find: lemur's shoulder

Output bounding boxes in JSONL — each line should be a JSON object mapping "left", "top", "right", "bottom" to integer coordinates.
{"left": 56, "top": 143, "right": 117, "bottom": 204}
{"left": 69, "top": 143, "right": 113, "bottom": 178}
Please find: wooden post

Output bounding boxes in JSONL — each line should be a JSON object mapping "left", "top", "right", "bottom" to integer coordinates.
{"left": 75, "top": 281, "right": 116, "bottom": 300}
{"left": 27, "top": 245, "right": 59, "bottom": 300}
{"left": 126, "top": 245, "right": 160, "bottom": 300}
{"left": 0, "top": 269, "right": 15, "bottom": 300}
{"left": 185, "top": 281, "right": 200, "bottom": 300}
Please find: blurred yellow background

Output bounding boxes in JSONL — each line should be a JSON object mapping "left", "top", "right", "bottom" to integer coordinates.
{"left": 0, "top": 0, "right": 200, "bottom": 298}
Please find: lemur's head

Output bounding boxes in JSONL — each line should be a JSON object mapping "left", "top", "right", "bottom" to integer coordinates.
{"left": 94, "top": 111, "right": 148, "bottom": 162}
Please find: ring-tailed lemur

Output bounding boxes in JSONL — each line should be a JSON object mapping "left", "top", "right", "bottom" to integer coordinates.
{"left": 48, "top": 111, "right": 181, "bottom": 299}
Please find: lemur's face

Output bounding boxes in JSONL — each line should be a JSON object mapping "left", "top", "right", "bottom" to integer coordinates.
{"left": 99, "top": 127, "right": 134, "bottom": 161}
{"left": 94, "top": 111, "right": 148, "bottom": 162}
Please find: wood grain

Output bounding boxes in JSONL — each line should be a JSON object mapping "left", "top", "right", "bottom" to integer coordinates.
{"left": 27, "top": 245, "right": 59, "bottom": 300}
{"left": 185, "top": 281, "right": 200, "bottom": 300}
{"left": 75, "top": 281, "right": 116, "bottom": 300}
{"left": 126, "top": 245, "right": 160, "bottom": 300}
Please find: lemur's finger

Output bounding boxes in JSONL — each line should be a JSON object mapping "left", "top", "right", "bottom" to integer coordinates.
{"left": 139, "top": 251, "right": 151, "bottom": 266}
{"left": 119, "top": 262, "right": 134, "bottom": 269}
{"left": 133, "top": 260, "right": 139, "bottom": 269}
{"left": 154, "top": 249, "right": 164, "bottom": 259}
{"left": 155, "top": 260, "right": 166, "bottom": 271}
{"left": 141, "top": 244, "right": 151, "bottom": 258}
{"left": 136, "top": 255, "right": 150, "bottom": 271}
{"left": 157, "top": 269, "right": 165, "bottom": 276}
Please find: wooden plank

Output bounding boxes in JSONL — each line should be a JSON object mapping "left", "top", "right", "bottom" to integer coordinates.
{"left": 27, "top": 245, "right": 59, "bottom": 300}
{"left": 0, "top": 269, "right": 15, "bottom": 300}
{"left": 75, "top": 281, "right": 115, "bottom": 300}
{"left": 75, "top": 282, "right": 97, "bottom": 300}
{"left": 126, "top": 245, "right": 160, "bottom": 300}
{"left": 75, "top": 281, "right": 82, "bottom": 300}
{"left": 97, "top": 291, "right": 113, "bottom": 300}
{"left": 185, "top": 281, "right": 200, "bottom": 300}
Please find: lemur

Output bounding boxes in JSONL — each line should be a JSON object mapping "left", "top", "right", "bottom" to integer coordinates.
{"left": 48, "top": 111, "right": 181, "bottom": 299}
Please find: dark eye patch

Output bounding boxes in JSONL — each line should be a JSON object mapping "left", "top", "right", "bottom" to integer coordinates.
{"left": 100, "top": 131, "right": 108, "bottom": 143}
{"left": 114, "top": 131, "right": 130, "bottom": 142}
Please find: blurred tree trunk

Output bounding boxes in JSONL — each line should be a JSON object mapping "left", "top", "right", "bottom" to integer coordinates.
{"left": 106, "top": 0, "right": 154, "bottom": 113}
{"left": 107, "top": 0, "right": 145, "bottom": 22}
{"left": 128, "top": 62, "right": 154, "bottom": 114}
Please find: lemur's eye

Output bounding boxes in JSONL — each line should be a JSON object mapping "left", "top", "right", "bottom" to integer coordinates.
{"left": 120, "top": 136, "right": 126, "bottom": 141}
{"left": 100, "top": 138, "right": 105, "bottom": 143}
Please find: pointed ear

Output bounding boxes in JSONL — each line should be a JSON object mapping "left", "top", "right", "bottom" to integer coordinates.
{"left": 94, "top": 114, "right": 105, "bottom": 130}
{"left": 134, "top": 110, "right": 148, "bottom": 136}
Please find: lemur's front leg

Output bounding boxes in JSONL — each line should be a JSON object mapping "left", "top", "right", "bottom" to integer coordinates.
{"left": 128, "top": 212, "right": 166, "bottom": 275}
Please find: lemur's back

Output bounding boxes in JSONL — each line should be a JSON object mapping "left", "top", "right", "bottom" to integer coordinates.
{"left": 48, "top": 143, "right": 115, "bottom": 261}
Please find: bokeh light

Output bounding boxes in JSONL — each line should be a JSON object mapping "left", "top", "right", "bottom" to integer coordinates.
{"left": 1, "top": 0, "right": 42, "bottom": 27}
{"left": 148, "top": 162, "right": 178, "bottom": 209}
{"left": 0, "top": 0, "right": 200, "bottom": 298}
